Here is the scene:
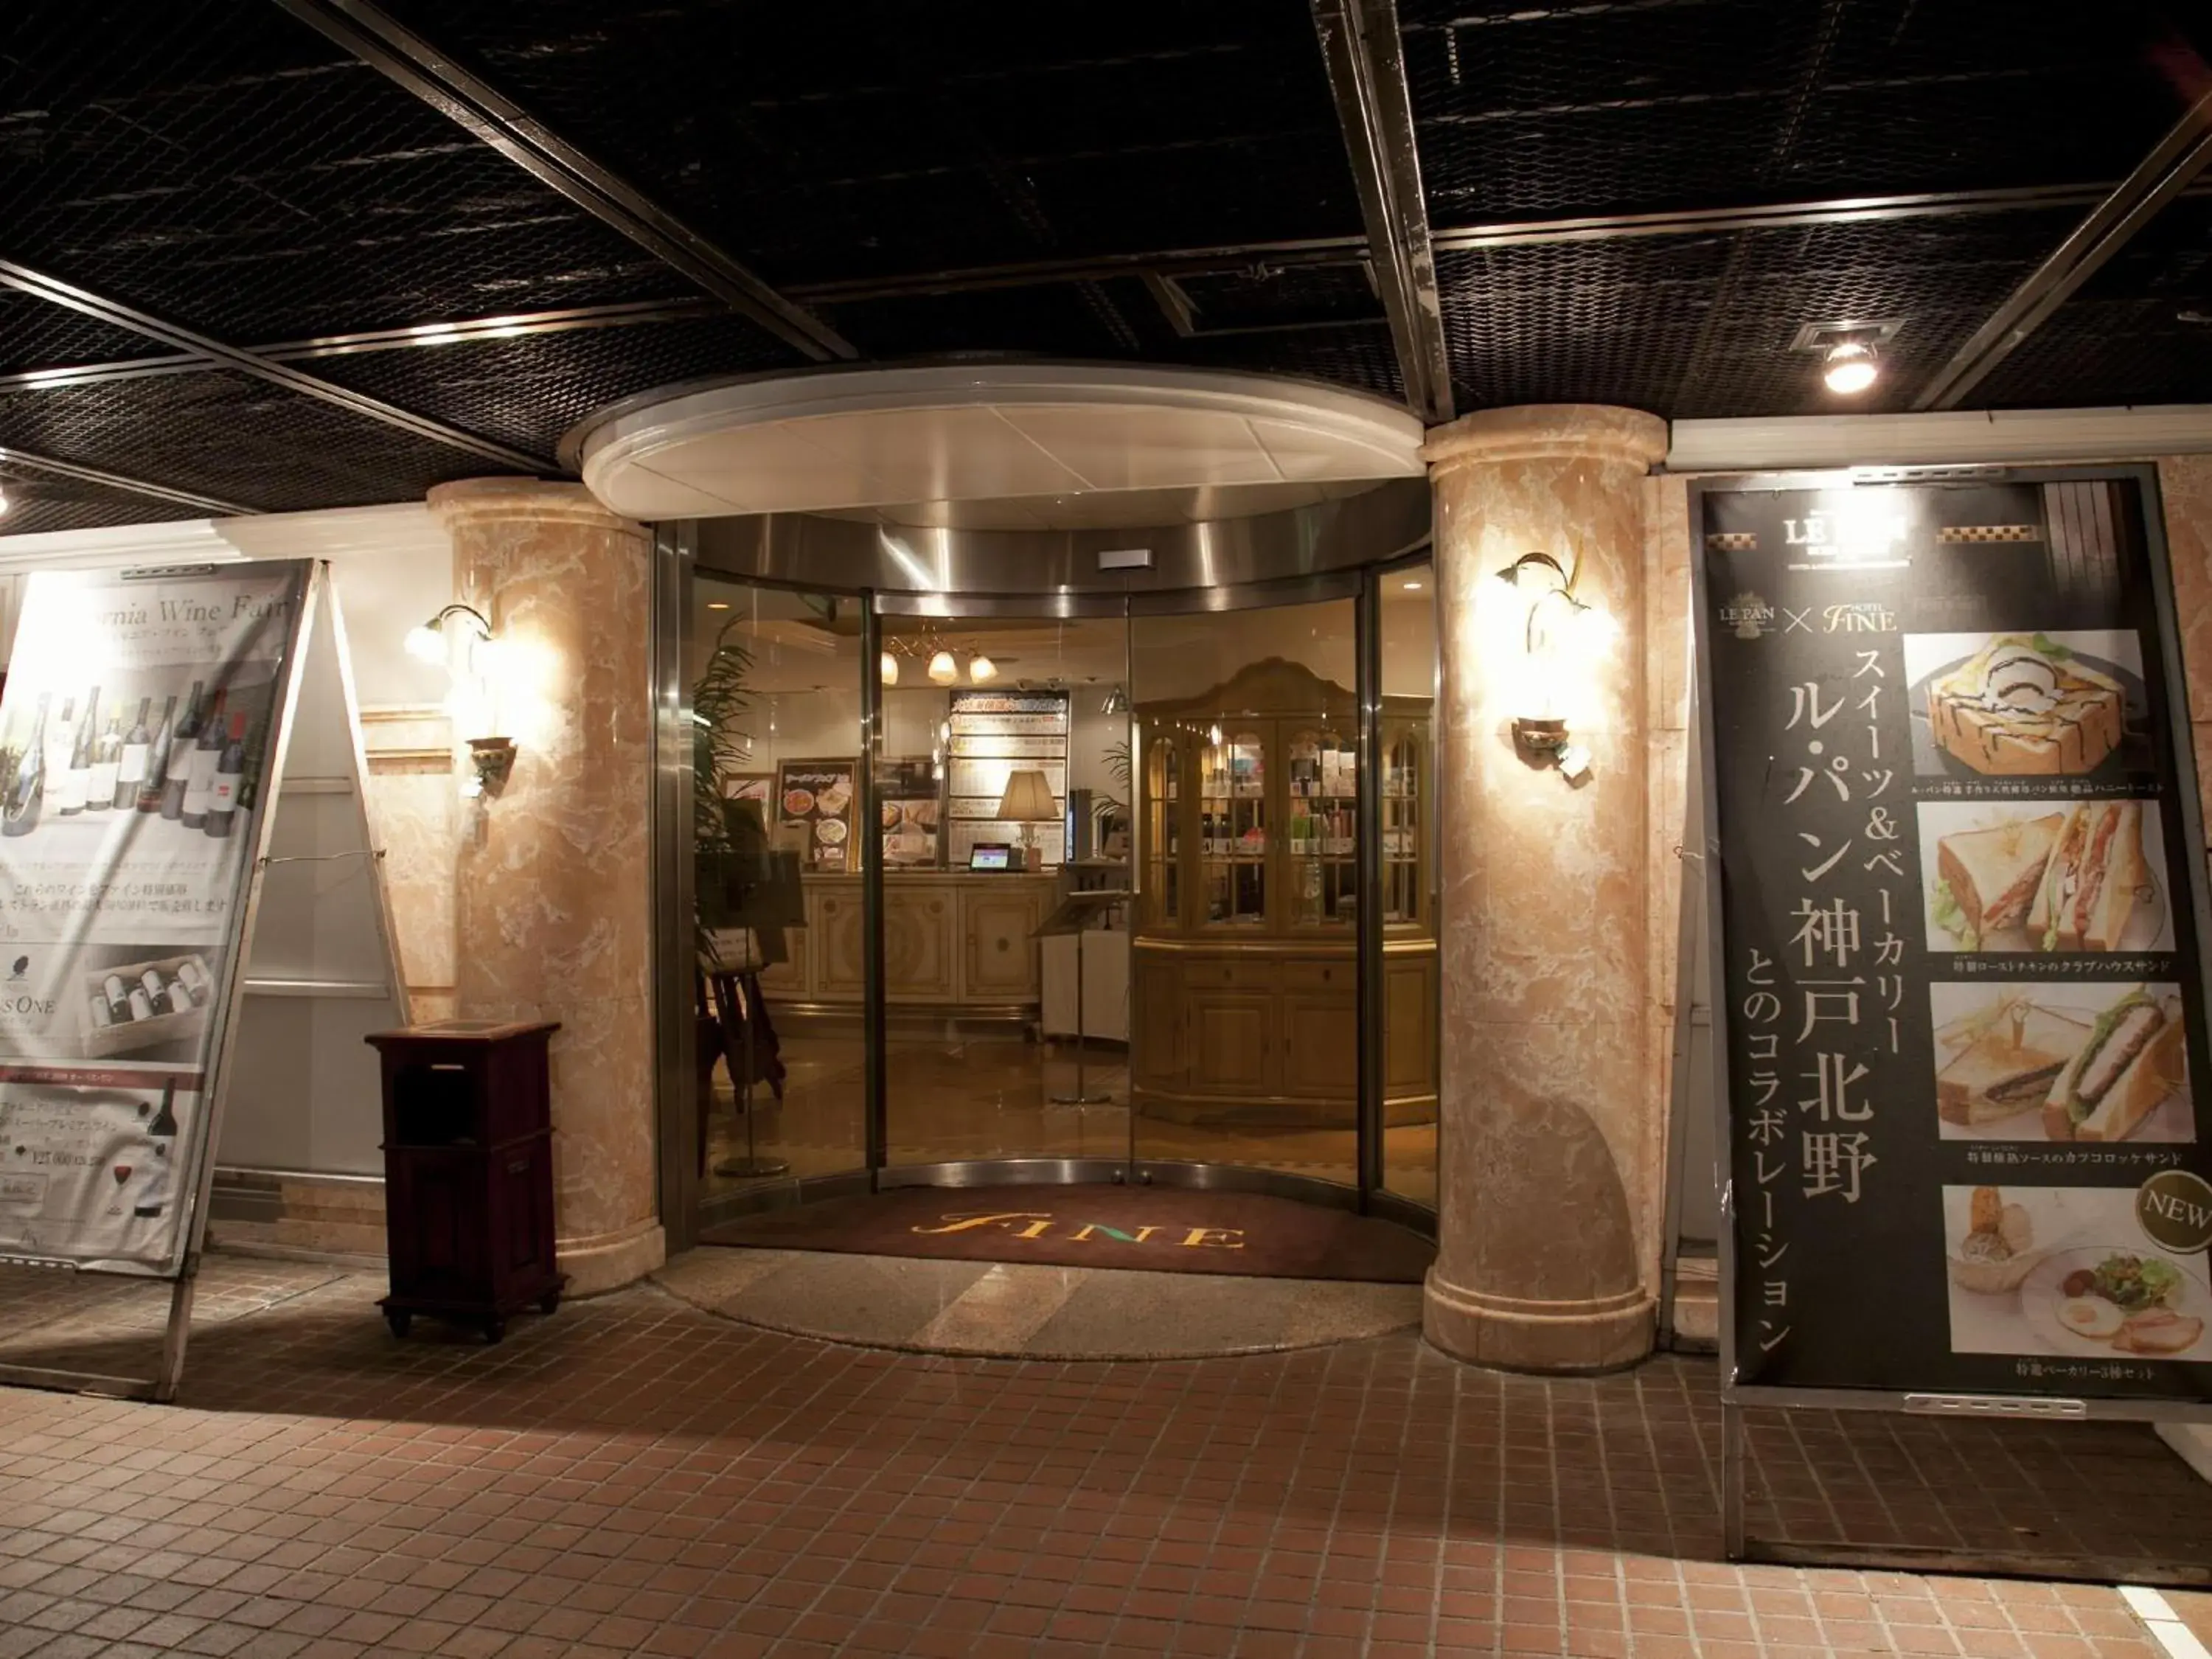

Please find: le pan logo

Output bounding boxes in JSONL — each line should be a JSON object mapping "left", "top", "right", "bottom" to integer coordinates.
{"left": 1717, "top": 591, "right": 1900, "bottom": 641}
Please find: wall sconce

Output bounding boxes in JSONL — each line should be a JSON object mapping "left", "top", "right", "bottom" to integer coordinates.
{"left": 880, "top": 650, "right": 899, "bottom": 686}
{"left": 927, "top": 648, "right": 959, "bottom": 686}
{"left": 1490, "top": 549, "right": 1614, "bottom": 784}
{"left": 403, "top": 605, "right": 518, "bottom": 799}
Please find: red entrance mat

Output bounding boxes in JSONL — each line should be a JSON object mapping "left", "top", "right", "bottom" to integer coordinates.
{"left": 698, "top": 1183, "right": 1435, "bottom": 1284}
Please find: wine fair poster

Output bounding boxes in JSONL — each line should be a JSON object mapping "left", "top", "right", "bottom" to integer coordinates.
{"left": 0, "top": 564, "right": 308, "bottom": 1274}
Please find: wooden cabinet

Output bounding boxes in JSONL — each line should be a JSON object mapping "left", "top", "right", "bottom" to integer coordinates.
{"left": 961, "top": 885, "right": 1043, "bottom": 1002}
{"left": 886, "top": 884, "right": 956, "bottom": 1001}
{"left": 366, "top": 1020, "right": 564, "bottom": 1344}
{"left": 1130, "top": 658, "right": 1437, "bottom": 1129}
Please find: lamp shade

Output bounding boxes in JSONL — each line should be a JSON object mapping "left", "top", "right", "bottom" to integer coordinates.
{"left": 995, "top": 768, "right": 1057, "bottom": 823}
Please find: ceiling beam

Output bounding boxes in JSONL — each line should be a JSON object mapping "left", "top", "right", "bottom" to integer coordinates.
{"left": 271, "top": 0, "right": 856, "bottom": 365}
{"left": 1312, "top": 0, "right": 1455, "bottom": 423}
{"left": 0, "top": 261, "right": 551, "bottom": 473}
{"left": 0, "top": 298, "right": 728, "bottom": 392}
{"left": 1912, "top": 92, "right": 2212, "bottom": 411}
{"left": 0, "top": 447, "right": 262, "bottom": 517}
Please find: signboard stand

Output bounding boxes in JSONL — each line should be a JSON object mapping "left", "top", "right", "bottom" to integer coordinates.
{"left": 1692, "top": 466, "right": 2212, "bottom": 1587}
{"left": 0, "top": 561, "right": 388, "bottom": 1403}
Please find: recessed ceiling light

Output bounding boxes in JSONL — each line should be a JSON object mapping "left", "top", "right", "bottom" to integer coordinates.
{"left": 1401, "top": 579, "right": 1423, "bottom": 591}
{"left": 1823, "top": 341, "right": 1879, "bottom": 394}
{"left": 706, "top": 600, "right": 730, "bottom": 610}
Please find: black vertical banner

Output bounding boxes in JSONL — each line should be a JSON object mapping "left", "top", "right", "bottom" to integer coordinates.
{"left": 1700, "top": 473, "right": 2212, "bottom": 1402}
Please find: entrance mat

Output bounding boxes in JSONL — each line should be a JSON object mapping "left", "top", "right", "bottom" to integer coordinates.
{"left": 697, "top": 1184, "right": 1434, "bottom": 1284}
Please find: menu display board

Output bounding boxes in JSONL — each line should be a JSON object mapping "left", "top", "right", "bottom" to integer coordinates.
{"left": 879, "top": 757, "right": 940, "bottom": 867}
{"left": 1698, "top": 473, "right": 2212, "bottom": 1402}
{"left": 774, "top": 759, "right": 856, "bottom": 872}
{"left": 946, "top": 690, "right": 1069, "bottom": 867}
{"left": 0, "top": 564, "right": 307, "bottom": 1276}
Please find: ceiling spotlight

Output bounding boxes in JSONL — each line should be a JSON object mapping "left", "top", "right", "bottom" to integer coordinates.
{"left": 967, "top": 654, "right": 998, "bottom": 684}
{"left": 880, "top": 650, "right": 899, "bottom": 686}
{"left": 1401, "top": 579, "right": 1423, "bottom": 591}
{"left": 927, "top": 650, "right": 958, "bottom": 686}
{"left": 1822, "top": 341, "right": 1879, "bottom": 394}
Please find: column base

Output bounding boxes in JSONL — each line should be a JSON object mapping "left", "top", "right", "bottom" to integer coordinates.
{"left": 557, "top": 1217, "right": 667, "bottom": 1296}
{"left": 1422, "top": 1270, "right": 1654, "bottom": 1373}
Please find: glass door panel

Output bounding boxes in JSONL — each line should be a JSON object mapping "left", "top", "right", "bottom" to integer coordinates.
{"left": 1378, "top": 561, "right": 1439, "bottom": 1208}
{"left": 1129, "top": 599, "right": 1358, "bottom": 1185}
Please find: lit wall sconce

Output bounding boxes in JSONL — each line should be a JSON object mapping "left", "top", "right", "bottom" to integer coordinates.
{"left": 403, "top": 604, "right": 518, "bottom": 799}
{"left": 467, "top": 735, "right": 517, "bottom": 798}
{"left": 927, "top": 649, "right": 959, "bottom": 686}
{"left": 1489, "top": 549, "right": 1615, "bottom": 784}
{"left": 880, "top": 650, "right": 899, "bottom": 686}
{"left": 967, "top": 653, "right": 997, "bottom": 684}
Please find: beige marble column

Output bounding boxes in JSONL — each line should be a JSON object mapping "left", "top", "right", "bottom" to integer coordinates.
{"left": 1422, "top": 406, "right": 1671, "bottom": 1371}
{"left": 428, "top": 479, "right": 663, "bottom": 1295}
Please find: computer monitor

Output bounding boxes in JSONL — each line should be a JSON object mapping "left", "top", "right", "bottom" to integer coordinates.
{"left": 967, "top": 843, "right": 1013, "bottom": 872}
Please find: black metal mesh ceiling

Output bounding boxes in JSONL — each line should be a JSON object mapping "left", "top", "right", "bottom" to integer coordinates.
{"left": 0, "top": 460, "right": 192, "bottom": 535}
{"left": 1, "top": 0, "right": 2208, "bottom": 539}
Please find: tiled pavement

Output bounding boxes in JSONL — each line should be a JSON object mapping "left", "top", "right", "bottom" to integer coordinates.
{"left": 1, "top": 1254, "right": 2211, "bottom": 1658}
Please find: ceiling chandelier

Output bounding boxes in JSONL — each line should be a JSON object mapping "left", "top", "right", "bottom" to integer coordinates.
{"left": 884, "top": 631, "right": 1000, "bottom": 686}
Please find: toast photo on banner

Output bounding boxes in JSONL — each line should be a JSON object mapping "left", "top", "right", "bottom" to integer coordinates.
{"left": 1930, "top": 981, "right": 2194, "bottom": 1144}
{"left": 1903, "top": 630, "right": 2152, "bottom": 782}
{"left": 1944, "top": 1183, "right": 2211, "bottom": 1364}
{"left": 1916, "top": 797, "right": 2172, "bottom": 954}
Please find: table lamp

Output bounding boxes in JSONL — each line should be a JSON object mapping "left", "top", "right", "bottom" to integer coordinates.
{"left": 995, "top": 768, "right": 1057, "bottom": 872}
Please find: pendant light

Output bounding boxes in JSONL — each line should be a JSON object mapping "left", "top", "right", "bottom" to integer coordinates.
{"left": 880, "top": 650, "right": 899, "bottom": 686}
{"left": 967, "top": 654, "right": 998, "bottom": 684}
{"left": 927, "top": 650, "right": 958, "bottom": 686}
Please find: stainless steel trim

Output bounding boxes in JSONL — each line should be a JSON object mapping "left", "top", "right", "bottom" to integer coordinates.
{"left": 270, "top": 0, "right": 854, "bottom": 364}
{"left": 693, "top": 1169, "right": 874, "bottom": 1228}
{"left": 653, "top": 523, "right": 700, "bottom": 1250}
{"left": 860, "top": 594, "right": 888, "bottom": 1185}
{"left": 1913, "top": 94, "right": 2212, "bottom": 410}
{"left": 0, "top": 260, "right": 551, "bottom": 473}
{"left": 1312, "top": 0, "right": 1455, "bottom": 422}
{"left": 0, "top": 299, "right": 733, "bottom": 392}
{"left": 691, "top": 483, "right": 1432, "bottom": 599}
{"left": 0, "top": 445, "right": 260, "bottom": 515}
{"left": 1355, "top": 567, "right": 1386, "bottom": 1205}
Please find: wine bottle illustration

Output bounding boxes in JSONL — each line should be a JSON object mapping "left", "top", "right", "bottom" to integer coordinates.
{"left": 86, "top": 702, "right": 122, "bottom": 812}
{"left": 44, "top": 695, "right": 74, "bottom": 815}
{"left": 114, "top": 695, "right": 152, "bottom": 810}
{"left": 180, "top": 688, "right": 226, "bottom": 830}
{"left": 136, "top": 694, "right": 177, "bottom": 813}
{"left": 133, "top": 1086, "right": 179, "bottom": 1220}
{"left": 60, "top": 688, "right": 97, "bottom": 817}
{"left": 205, "top": 714, "right": 247, "bottom": 839}
{"left": 161, "top": 681, "right": 203, "bottom": 820}
{"left": 3, "top": 693, "right": 49, "bottom": 838}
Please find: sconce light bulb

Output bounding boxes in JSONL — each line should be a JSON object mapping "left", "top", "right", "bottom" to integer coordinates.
{"left": 927, "top": 649, "right": 958, "bottom": 685}
{"left": 1207, "top": 723, "right": 1223, "bottom": 747}
{"left": 403, "top": 623, "right": 444, "bottom": 663}
{"left": 967, "top": 654, "right": 997, "bottom": 684}
{"left": 880, "top": 650, "right": 899, "bottom": 686}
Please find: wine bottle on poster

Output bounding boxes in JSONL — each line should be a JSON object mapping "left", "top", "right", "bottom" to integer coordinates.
{"left": 114, "top": 695, "right": 152, "bottom": 810}
{"left": 161, "top": 681, "right": 203, "bottom": 821}
{"left": 86, "top": 703, "right": 122, "bottom": 811}
{"left": 204, "top": 714, "right": 246, "bottom": 839}
{"left": 181, "top": 688, "right": 226, "bottom": 829}
{"left": 132, "top": 1086, "right": 178, "bottom": 1220}
{"left": 60, "top": 688, "right": 97, "bottom": 817}
{"left": 44, "top": 695, "right": 74, "bottom": 815}
{"left": 3, "top": 693, "right": 49, "bottom": 838}
{"left": 136, "top": 694, "right": 177, "bottom": 813}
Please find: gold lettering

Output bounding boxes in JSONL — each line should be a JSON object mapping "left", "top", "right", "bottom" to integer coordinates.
{"left": 1013, "top": 1219, "right": 1054, "bottom": 1239}
{"left": 910, "top": 1211, "right": 1051, "bottom": 1236}
{"left": 1179, "top": 1227, "right": 1245, "bottom": 1249}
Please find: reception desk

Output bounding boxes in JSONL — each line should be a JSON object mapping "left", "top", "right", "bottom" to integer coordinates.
{"left": 755, "top": 872, "right": 1055, "bottom": 1015}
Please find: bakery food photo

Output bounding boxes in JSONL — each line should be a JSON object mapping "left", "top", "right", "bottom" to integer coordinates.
{"left": 2039, "top": 986, "right": 2187, "bottom": 1142}
{"left": 1924, "top": 633, "right": 2129, "bottom": 776}
{"left": 1918, "top": 796, "right": 2168, "bottom": 954}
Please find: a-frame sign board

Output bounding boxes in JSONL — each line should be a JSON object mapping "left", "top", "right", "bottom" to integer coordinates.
{"left": 0, "top": 561, "right": 404, "bottom": 1401}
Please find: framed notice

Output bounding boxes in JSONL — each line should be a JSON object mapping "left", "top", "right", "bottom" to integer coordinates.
{"left": 1694, "top": 468, "right": 2212, "bottom": 1422}
{"left": 945, "top": 689, "right": 1068, "bottom": 869}
{"left": 0, "top": 563, "right": 311, "bottom": 1281}
{"left": 774, "top": 759, "right": 856, "bottom": 872}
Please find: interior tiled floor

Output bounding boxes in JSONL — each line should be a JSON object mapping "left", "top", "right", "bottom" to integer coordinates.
{"left": 702, "top": 1026, "right": 1440, "bottom": 1207}
{"left": 4, "top": 1254, "right": 2211, "bottom": 1658}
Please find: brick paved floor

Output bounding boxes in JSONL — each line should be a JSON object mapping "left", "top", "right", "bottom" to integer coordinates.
{"left": 1, "top": 1255, "right": 2209, "bottom": 1658}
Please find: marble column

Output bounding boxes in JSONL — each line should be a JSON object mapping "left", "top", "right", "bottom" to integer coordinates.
{"left": 428, "top": 479, "right": 664, "bottom": 1295}
{"left": 1422, "top": 406, "right": 1671, "bottom": 1372}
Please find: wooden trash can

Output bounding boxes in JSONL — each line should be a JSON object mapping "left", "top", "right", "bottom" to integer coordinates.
{"left": 365, "top": 1019, "right": 565, "bottom": 1343}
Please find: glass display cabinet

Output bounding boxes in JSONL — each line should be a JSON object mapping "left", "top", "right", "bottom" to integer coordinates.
{"left": 1132, "top": 658, "right": 1436, "bottom": 1131}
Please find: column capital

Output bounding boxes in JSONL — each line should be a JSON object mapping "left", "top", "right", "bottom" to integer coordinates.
{"left": 1422, "top": 404, "right": 1669, "bottom": 473}
{"left": 428, "top": 477, "right": 645, "bottom": 538}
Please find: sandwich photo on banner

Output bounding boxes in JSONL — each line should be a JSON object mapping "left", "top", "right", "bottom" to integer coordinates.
{"left": 1904, "top": 630, "right": 2150, "bottom": 782}
{"left": 1944, "top": 1183, "right": 2211, "bottom": 1363}
{"left": 1930, "top": 981, "right": 2193, "bottom": 1143}
{"left": 1917, "top": 797, "right": 2172, "bottom": 955}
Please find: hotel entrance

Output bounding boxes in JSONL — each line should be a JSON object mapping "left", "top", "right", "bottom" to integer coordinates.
{"left": 655, "top": 480, "right": 1440, "bottom": 1251}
